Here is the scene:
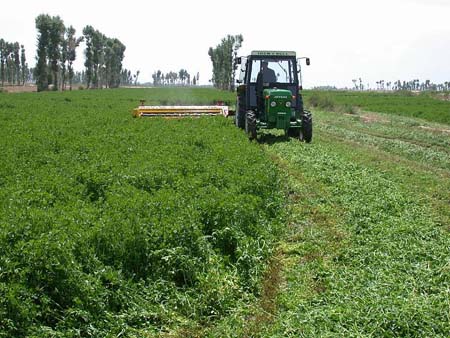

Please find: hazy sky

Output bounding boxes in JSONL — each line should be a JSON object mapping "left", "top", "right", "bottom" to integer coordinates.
{"left": 1, "top": 0, "right": 449, "bottom": 88}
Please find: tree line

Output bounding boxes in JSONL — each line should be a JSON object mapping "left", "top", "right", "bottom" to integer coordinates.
{"left": 69, "top": 68, "right": 139, "bottom": 88}
{"left": 34, "top": 14, "right": 126, "bottom": 92}
{"left": 82, "top": 26, "right": 126, "bottom": 89}
{"left": 151, "top": 69, "right": 199, "bottom": 86}
{"left": 208, "top": 34, "right": 243, "bottom": 91}
{"left": 0, "top": 39, "right": 31, "bottom": 86}
{"left": 35, "top": 15, "right": 83, "bottom": 91}
{"left": 352, "top": 78, "right": 450, "bottom": 92}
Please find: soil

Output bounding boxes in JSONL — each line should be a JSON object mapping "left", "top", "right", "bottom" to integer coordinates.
{"left": 418, "top": 125, "right": 450, "bottom": 134}
{"left": 360, "top": 112, "right": 390, "bottom": 124}
{"left": 0, "top": 85, "right": 37, "bottom": 93}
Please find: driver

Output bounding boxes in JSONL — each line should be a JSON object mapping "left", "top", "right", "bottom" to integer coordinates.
{"left": 256, "top": 61, "right": 277, "bottom": 112}
{"left": 257, "top": 60, "right": 277, "bottom": 83}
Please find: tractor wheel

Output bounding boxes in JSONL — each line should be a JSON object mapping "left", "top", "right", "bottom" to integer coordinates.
{"left": 245, "top": 110, "right": 257, "bottom": 140}
{"left": 287, "top": 128, "right": 300, "bottom": 138}
{"left": 300, "top": 111, "right": 313, "bottom": 143}
{"left": 235, "top": 99, "right": 245, "bottom": 129}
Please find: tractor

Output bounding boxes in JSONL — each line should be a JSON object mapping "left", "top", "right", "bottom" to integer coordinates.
{"left": 234, "top": 51, "right": 312, "bottom": 141}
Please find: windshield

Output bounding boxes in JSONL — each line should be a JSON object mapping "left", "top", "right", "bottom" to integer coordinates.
{"left": 249, "top": 59, "right": 295, "bottom": 84}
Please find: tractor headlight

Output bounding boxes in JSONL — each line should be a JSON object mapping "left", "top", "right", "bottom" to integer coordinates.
{"left": 285, "top": 101, "right": 291, "bottom": 108}
{"left": 270, "top": 101, "right": 276, "bottom": 107}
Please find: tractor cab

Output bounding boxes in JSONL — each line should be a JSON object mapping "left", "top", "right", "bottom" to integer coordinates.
{"left": 235, "top": 51, "right": 312, "bottom": 141}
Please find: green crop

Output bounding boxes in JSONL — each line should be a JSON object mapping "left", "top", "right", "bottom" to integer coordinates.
{"left": 0, "top": 88, "right": 282, "bottom": 336}
{"left": 2, "top": 87, "right": 449, "bottom": 337}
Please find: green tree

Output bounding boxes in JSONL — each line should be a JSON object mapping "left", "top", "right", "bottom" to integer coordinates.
{"left": 48, "top": 16, "right": 65, "bottom": 90}
{"left": 208, "top": 34, "right": 243, "bottom": 90}
{"left": 13, "top": 42, "right": 20, "bottom": 85}
{"left": 20, "top": 45, "right": 27, "bottom": 85}
{"left": 62, "top": 26, "right": 84, "bottom": 90}
{"left": 84, "top": 27, "right": 125, "bottom": 89}
{"left": 35, "top": 14, "right": 52, "bottom": 91}
{"left": 105, "top": 38, "right": 125, "bottom": 88}
{"left": 83, "top": 25, "right": 94, "bottom": 88}
{"left": 91, "top": 29, "right": 105, "bottom": 88}
{"left": 0, "top": 39, "right": 6, "bottom": 86}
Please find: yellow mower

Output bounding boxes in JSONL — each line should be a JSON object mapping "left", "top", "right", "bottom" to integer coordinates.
{"left": 133, "top": 100, "right": 231, "bottom": 118}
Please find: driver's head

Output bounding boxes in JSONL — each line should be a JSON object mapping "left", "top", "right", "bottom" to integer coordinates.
{"left": 262, "top": 60, "right": 268, "bottom": 69}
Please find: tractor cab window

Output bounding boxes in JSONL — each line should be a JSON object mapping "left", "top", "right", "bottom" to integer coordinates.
{"left": 250, "top": 59, "right": 295, "bottom": 84}
{"left": 238, "top": 58, "right": 247, "bottom": 83}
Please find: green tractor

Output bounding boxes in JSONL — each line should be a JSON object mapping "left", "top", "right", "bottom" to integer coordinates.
{"left": 235, "top": 51, "right": 312, "bottom": 142}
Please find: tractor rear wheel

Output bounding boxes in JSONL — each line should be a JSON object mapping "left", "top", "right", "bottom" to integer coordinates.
{"left": 245, "top": 110, "right": 257, "bottom": 140}
{"left": 300, "top": 111, "right": 313, "bottom": 143}
{"left": 235, "top": 99, "right": 245, "bottom": 129}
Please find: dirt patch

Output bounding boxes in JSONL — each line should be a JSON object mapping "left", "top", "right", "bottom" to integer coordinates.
{"left": 1, "top": 85, "right": 37, "bottom": 93}
{"left": 360, "top": 113, "right": 390, "bottom": 124}
{"left": 243, "top": 250, "right": 284, "bottom": 337}
{"left": 418, "top": 125, "right": 450, "bottom": 134}
{"left": 432, "top": 93, "right": 450, "bottom": 102}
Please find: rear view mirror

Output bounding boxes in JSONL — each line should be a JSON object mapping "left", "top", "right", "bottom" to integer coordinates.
{"left": 306, "top": 58, "right": 310, "bottom": 66}
{"left": 235, "top": 57, "right": 242, "bottom": 65}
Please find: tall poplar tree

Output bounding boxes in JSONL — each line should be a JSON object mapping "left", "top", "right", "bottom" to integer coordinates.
{"left": 35, "top": 14, "right": 52, "bottom": 91}
{"left": 208, "top": 34, "right": 243, "bottom": 91}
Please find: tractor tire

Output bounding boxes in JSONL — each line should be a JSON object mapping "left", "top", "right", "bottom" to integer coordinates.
{"left": 300, "top": 111, "right": 313, "bottom": 143}
{"left": 245, "top": 110, "right": 257, "bottom": 140}
{"left": 287, "top": 128, "right": 300, "bottom": 138}
{"left": 235, "top": 99, "right": 245, "bottom": 129}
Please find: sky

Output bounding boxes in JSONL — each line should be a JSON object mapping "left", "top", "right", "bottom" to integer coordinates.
{"left": 1, "top": 0, "right": 449, "bottom": 88}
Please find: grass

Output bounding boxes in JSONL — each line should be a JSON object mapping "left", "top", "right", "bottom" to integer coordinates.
{"left": 203, "top": 92, "right": 450, "bottom": 337}
{"left": 303, "top": 90, "right": 450, "bottom": 124}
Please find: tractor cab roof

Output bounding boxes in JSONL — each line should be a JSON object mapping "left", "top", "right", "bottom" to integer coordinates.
{"left": 250, "top": 50, "right": 296, "bottom": 58}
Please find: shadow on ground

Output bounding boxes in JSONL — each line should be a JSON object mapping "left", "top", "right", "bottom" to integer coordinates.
{"left": 257, "top": 133, "right": 291, "bottom": 145}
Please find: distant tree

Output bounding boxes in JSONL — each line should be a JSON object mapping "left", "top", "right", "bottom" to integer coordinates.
{"left": 20, "top": 45, "right": 27, "bottom": 85}
{"left": 91, "top": 29, "right": 105, "bottom": 88}
{"left": 83, "top": 26, "right": 125, "bottom": 89}
{"left": 83, "top": 25, "right": 94, "bottom": 88}
{"left": 178, "top": 69, "right": 187, "bottom": 85}
{"left": 48, "top": 16, "right": 65, "bottom": 90}
{"left": 66, "top": 26, "right": 83, "bottom": 90}
{"left": 208, "top": 34, "right": 243, "bottom": 90}
{"left": 107, "top": 38, "right": 125, "bottom": 88}
{"left": 35, "top": 14, "right": 52, "bottom": 91}
{"left": 60, "top": 33, "right": 68, "bottom": 90}
{"left": 0, "top": 39, "right": 6, "bottom": 86}
{"left": 12, "top": 42, "right": 20, "bottom": 85}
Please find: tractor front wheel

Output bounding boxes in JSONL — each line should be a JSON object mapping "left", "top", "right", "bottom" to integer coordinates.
{"left": 287, "top": 127, "right": 300, "bottom": 138}
{"left": 245, "top": 110, "right": 257, "bottom": 140}
{"left": 235, "top": 99, "right": 245, "bottom": 129}
{"left": 300, "top": 111, "right": 313, "bottom": 143}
